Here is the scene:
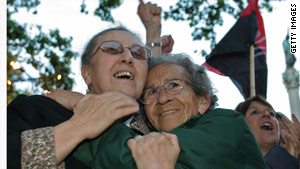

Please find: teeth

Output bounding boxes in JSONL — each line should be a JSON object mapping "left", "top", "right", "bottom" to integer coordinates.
{"left": 114, "top": 71, "right": 133, "bottom": 80}
{"left": 261, "top": 123, "right": 273, "bottom": 130}
{"left": 261, "top": 123, "right": 271, "bottom": 127}
{"left": 160, "top": 110, "right": 176, "bottom": 117}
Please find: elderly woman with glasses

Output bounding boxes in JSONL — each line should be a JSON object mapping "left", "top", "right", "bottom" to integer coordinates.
{"left": 69, "top": 53, "right": 267, "bottom": 169}
{"left": 7, "top": 1, "right": 177, "bottom": 168}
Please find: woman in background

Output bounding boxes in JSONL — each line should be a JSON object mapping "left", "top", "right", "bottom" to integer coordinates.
{"left": 236, "top": 96, "right": 299, "bottom": 169}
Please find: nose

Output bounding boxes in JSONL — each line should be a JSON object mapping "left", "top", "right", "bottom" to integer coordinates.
{"left": 120, "top": 48, "right": 133, "bottom": 65}
{"left": 262, "top": 110, "right": 271, "bottom": 118}
{"left": 157, "top": 87, "right": 170, "bottom": 105}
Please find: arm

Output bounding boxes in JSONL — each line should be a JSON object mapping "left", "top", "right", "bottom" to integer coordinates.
{"left": 127, "top": 132, "right": 180, "bottom": 169}
{"left": 21, "top": 127, "right": 65, "bottom": 169}
{"left": 138, "top": 0, "right": 161, "bottom": 56}
{"left": 47, "top": 89, "right": 84, "bottom": 110}
{"left": 53, "top": 91, "right": 139, "bottom": 164}
{"left": 72, "top": 109, "right": 266, "bottom": 169}
{"left": 10, "top": 91, "right": 138, "bottom": 168}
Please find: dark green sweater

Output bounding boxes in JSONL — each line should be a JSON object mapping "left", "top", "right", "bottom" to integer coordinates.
{"left": 72, "top": 108, "right": 267, "bottom": 169}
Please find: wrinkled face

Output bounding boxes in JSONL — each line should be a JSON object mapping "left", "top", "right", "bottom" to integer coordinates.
{"left": 83, "top": 30, "right": 148, "bottom": 99}
{"left": 144, "top": 63, "right": 204, "bottom": 131}
{"left": 245, "top": 101, "right": 279, "bottom": 152}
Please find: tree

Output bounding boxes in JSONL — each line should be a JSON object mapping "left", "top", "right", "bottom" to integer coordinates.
{"left": 7, "top": 0, "right": 273, "bottom": 103}
{"left": 7, "top": 0, "right": 121, "bottom": 103}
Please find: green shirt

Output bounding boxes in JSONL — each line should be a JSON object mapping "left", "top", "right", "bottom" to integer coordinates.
{"left": 72, "top": 108, "right": 267, "bottom": 169}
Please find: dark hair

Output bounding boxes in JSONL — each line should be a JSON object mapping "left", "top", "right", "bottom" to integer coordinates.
{"left": 81, "top": 26, "right": 142, "bottom": 66}
{"left": 235, "top": 95, "right": 275, "bottom": 116}
{"left": 148, "top": 53, "right": 218, "bottom": 112}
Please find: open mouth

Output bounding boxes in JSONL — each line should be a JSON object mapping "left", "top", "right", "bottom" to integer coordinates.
{"left": 159, "top": 110, "right": 177, "bottom": 117}
{"left": 260, "top": 122, "right": 273, "bottom": 131}
{"left": 113, "top": 71, "right": 134, "bottom": 80}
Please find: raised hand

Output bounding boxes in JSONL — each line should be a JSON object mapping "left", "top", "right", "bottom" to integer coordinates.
{"left": 127, "top": 132, "right": 180, "bottom": 169}
{"left": 137, "top": 0, "right": 161, "bottom": 31}
{"left": 279, "top": 114, "right": 300, "bottom": 160}
{"left": 161, "top": 35, "right": 174, "bottom": 54}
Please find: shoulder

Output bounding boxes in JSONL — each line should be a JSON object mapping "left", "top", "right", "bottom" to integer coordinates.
{"left": 8, "top": 94, "right": 69, "bottom": 112}
{"left": 199, "top": 108, "right": 245, "bottom": 124}
{"left": 265, "top": 145, "right": 299, "bottom": 169}
{"left": 206, "top": 108, "right": 242, "bottom": 117}
{"left": 7, "top": 94, "right": 73, "bottom": 127}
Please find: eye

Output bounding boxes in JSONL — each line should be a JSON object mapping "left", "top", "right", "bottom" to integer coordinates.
{"left": 250, "top": 110, "right": 259, "bottom": 116}
{"left": 168, "top": 82, "right": 180, "bottom": 89}
{"left": 101, "top": 42, "right": 123, "bottom": 54}
{"left": 105, "top": 46, "right": 122, "bottom": 54}
{"left": 145, "top": 88, "right": 158, "bottom": 97}
{"left": 131, "top": 46, "right": 145, "bottom": 60}
{"left": 269, "top": 111, "right": 276, "bottom": 117}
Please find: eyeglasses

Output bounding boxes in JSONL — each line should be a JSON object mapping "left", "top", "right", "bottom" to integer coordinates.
{"left": 139, "top": 78, "right": 192, "bottom": 105}
{"left": 94, "top": 41, "right": 151, "bottom": 62}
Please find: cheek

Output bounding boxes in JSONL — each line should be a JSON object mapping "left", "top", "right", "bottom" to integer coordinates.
{"left": 136, "top": 62, "right": 148, "bottom": 94}
{"left": 145, "top": 106, "right": 157, "bottom": 126}
{"left": 246, "top": 117, "right": 257, "bottom": 129}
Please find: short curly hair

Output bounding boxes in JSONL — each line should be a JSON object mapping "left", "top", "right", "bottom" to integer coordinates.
{"left": 148, "top": 53, "right": 218, "bottom": 112}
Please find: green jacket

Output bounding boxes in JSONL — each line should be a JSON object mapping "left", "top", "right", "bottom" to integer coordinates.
{"left": 72, "top": 108, "right": 267, "bottom": 169}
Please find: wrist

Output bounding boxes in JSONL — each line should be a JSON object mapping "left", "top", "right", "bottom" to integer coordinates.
{"left": 146, "top": 30, "right": 161, "bottom": 43}
{"left": 146, "top": 42, "right": 161, "bottom": 48}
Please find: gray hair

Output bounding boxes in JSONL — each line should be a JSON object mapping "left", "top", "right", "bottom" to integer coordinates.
{"left": 81, "top": 26, "right": 142, "bottom": 66}
{"left": 148, "top": 53, "right": 218, "bottom": 112}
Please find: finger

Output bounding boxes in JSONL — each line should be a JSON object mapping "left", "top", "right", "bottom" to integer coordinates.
{"left": 168, "top": 35, "right": 174, "bottom": 46}
{"left": 138, "top": 0, "right": 145, "bottom": 12}
{"left": 162, "top": 132, "right": 180, "bottom": 149}
{"left": 292, "top": 114, "right": 300, "bottom": 127}
{"left": 154, "top": 6, "right": 162, "bottom": 15}
{"left": 127, "top": 138, "right": 137, "bottom": 151}
{"left": 284, "top": 117, "right": 298, "bottom": 137}
{"left": 150, "top": 4, "right": 159, "bottom": 14}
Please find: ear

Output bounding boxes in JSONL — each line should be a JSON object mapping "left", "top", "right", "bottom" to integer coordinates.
{"left": 198, "top": 94, "right": 211, "bottom": 115}
{"left": 81, "top": 65, "right": 91, "bottom": 86}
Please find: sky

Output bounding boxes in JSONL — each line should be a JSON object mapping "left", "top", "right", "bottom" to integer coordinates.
{"left": 9, "top": 0, "right": 300, "bottom": 119}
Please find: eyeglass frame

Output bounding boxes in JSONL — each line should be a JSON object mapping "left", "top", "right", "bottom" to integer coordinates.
{"left": 93, "top": 40, "right": 152, "bottom": 62}
{"left": 139, "top": 78, "right": 193, "bottom": 105}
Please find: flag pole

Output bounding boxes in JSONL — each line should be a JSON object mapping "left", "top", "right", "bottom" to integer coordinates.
{"left": 250, "top": 44, "right": 255, "bottom": 97}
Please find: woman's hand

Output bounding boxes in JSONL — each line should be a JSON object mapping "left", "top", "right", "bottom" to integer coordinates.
{"left": 47, "top": 89, "right": 84, "bottom": 110}
{"left": 54, "top": 90, "right": 139, "bottom": 163}
{"left": 161, "top": 35, "right": 174, "bottom": 54}
{"left": 127, "top": 132, "right": 180, "bottom": 169}
{"left": 70, "top": 90, "right": 139, "bottom": 139}
{"left": 137, "top": 0, "right": 161, "bottom": 32}
{"left": 279, "top": 114, "right": 300, "bottom": 160}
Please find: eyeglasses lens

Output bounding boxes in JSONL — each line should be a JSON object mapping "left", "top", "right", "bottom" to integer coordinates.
{"left": 141, "top": 79, "right": 185, "bottom": 105}
{"left": 101, "top": 41, "right": 149, "bottom": 60}
{"left": 101, "top": 41, "right": 123, "bottom": 55}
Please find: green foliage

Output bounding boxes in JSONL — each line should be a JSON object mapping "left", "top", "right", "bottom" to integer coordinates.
{"left": 163, "top": 0, "right": 273, "bottom": 53}
{"left": 80, "top": 0, "right": 122, "bottom": 22}
{"left": 7, "top": 0, "right": 78, "bottom": 103}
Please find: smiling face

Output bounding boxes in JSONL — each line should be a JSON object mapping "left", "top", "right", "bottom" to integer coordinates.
{"left": 82, "top": 30, "right": 148, "bottom": 99}
{"left": 144, "top": 63, "right": 209, "bottom": 131}
{"left": 245, "top": 101, "right": 280, "bottom": 155}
